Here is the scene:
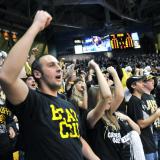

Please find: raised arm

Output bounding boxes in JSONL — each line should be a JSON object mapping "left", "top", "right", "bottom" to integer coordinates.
{"left": 78, "top": 81, "right": 88, "bottom": 110}
{"left": 28, "top": 47, "right": 39, "bottom": 66}
{"left": 89, "top": 60, "right": 111, "bottom": 99}
{"left": 107, "top": 66, "right": 124, "bottom": 113}
{"left": 0, "top": 10, "right": 52, "bottom": 105}
{"left": 87, "top": 60, "right": 112, "bottom": 128}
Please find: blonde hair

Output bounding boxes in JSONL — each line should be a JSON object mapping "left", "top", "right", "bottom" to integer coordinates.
{"left": 71, "top": 84, "right": 83, "bottom": 106}
{"left": 102, "top": 110, "right": 120, "bottom": 131}
{"left": 88, "top": 85, "right": 120, "bottom": 130}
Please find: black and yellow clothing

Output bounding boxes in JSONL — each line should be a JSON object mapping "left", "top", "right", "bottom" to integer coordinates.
{"left": 142, "top": 93, "right": 160, "bottom": 159}
{"left": 87, "top": 116, "right": 133, "bottom": 160}
{"left": 0, "top": 105, "right": 15, "bottom": 159}
{"left": 7, "top": 89, "right": 84, "bottom": 160}
{"left": 127, "top": 95, "right": 156, "bottom": 154}
{"left": 142, "top": 93, "right": 160, "bottom": 130}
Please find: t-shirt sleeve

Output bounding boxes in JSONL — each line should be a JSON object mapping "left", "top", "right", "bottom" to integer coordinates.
{"left": 6, "top": 89, "right": 40, "bottom": 122}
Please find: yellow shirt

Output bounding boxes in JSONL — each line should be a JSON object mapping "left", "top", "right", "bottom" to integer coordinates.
{"left": 121, "top": 68, "right": 132, "bottom": 88}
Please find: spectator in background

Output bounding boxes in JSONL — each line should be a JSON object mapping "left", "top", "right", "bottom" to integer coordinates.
{"left": 70, "top": 78, "right": 88, "bottom": 137}
{"left": 70, "top": 78, "right": 100, "bottom": 160}
{"left": 142, "top": 75, "right": 160, "bottom": 160}
{"left": 0, "top": 50, "right": 17, "bottom": 160}
{"left": 0, "top": 86, "right": 17, "bottom": 160}
{"left": 23, "top": 76, "right": 37, "bottom": 90}
{"left": 0, "top": 51, "right": 7, "bottom": 67}
{"left": 127, "top": 76, "right": 160, "bottom": 160}
{"left": 125, "top": 66, "right": 133, "bottom": 78}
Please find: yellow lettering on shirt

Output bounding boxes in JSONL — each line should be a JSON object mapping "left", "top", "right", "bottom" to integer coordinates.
{"left": 146, "top": 100, "right": 160, "bottom": 128}
{"left": 70, "top": 122, "right": 80, "bottom": 138}
{"left": 50, "top": 104, "right": 64, "bottom": 120}
{"left": 59, "top": 118, "right": 72, "bottom": 138}
{"left": 50, "top": 104, "right": 80, "bottom": 139}
{"left": 66, "top": 109, "right": 76, "bottom": 122}
{"left": 70, "top": 108, "right": 78, "bottom": 121}
{"left": 146, "top": 100, "right": 157, "bottom": 113}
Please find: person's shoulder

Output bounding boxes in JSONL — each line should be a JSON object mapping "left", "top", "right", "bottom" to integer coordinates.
{"left": 27, "top": 89, "right": 45, "bottom": 100}
{"left": 128, "top": 95, "right": 141, "bottom": 105}
{"left": 62, "top": 98, "right": 74, "bottom": 107}
{"left": 131, "top": 95, "right": 140, "bottom": 100}
{"left": 142, "top": 92, "right": 150, "bottom": 98}
{"left": 142, "top": 93, "right": 154, "bottom": 101}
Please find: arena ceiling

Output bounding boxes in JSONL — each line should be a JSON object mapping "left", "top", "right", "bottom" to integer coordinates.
{"left": 0, "top": 0, "right": 160, "bottom": 34}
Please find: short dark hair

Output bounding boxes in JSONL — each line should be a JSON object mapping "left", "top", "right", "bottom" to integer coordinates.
{"left": 128, "top": 82, "right": 135, "bottom": 94}
{"left": 31, "top": 56, "right": 42, "bottom": 86}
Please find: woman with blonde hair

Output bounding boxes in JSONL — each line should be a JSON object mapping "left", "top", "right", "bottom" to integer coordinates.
{"left": 70, "top": 77, "right": 100, "bottom": 160}
{"left": 70, "top": 78, "right": 87, "bottom": 109}
{"left": 70, "top": 77, "right": 88, "bottom": 138}
{"left": 87, "top": 60, "right": 145, "bottom": 160}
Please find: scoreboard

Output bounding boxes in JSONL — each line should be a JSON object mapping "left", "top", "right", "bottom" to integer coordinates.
{"left": 110, "top": 33, "right": 134, "bottom": 49}
{"left": 74, "top": 32, "right": 141, "bottom": 54}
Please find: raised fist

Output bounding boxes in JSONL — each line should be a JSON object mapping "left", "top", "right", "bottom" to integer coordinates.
{"left": 33, "top": 10, "right": 52, "bottom": 32}
{"left": 107, "top": 66, "right": 116, "bottom": 75}
{"left": 88, "top": 60, "right": 98, "bottom": 70}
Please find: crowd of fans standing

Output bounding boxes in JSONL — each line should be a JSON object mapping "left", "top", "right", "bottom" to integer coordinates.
{"left": 0, "top": 10, "right": 160, "bottom": 160}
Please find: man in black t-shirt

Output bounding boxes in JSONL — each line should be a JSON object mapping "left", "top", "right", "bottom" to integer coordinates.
{"left": 0, "top": 11, "right": 90, "bottom": 160}
{"left": 142, "top": 75, "right": 160, "bottom": 160}
{"left": 126, "top": 76, "right": 160, "bottom": 160}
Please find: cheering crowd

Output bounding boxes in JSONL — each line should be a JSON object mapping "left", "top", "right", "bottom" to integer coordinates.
{"left": 0, "top": 10, "right": 160, "bottom": 160}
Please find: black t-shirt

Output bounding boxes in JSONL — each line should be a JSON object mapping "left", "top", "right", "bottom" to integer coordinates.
{"left": 87, "top": 117, "right": 132, "bottom": 160}
{"left": 127, "top": 95, "right": 156, "bottom": 153}
{"left": 7, "top": 90, "right": 84, "bottom": 160}
{"left": 142, "top": 93, "right": 160, "bottom": 131}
